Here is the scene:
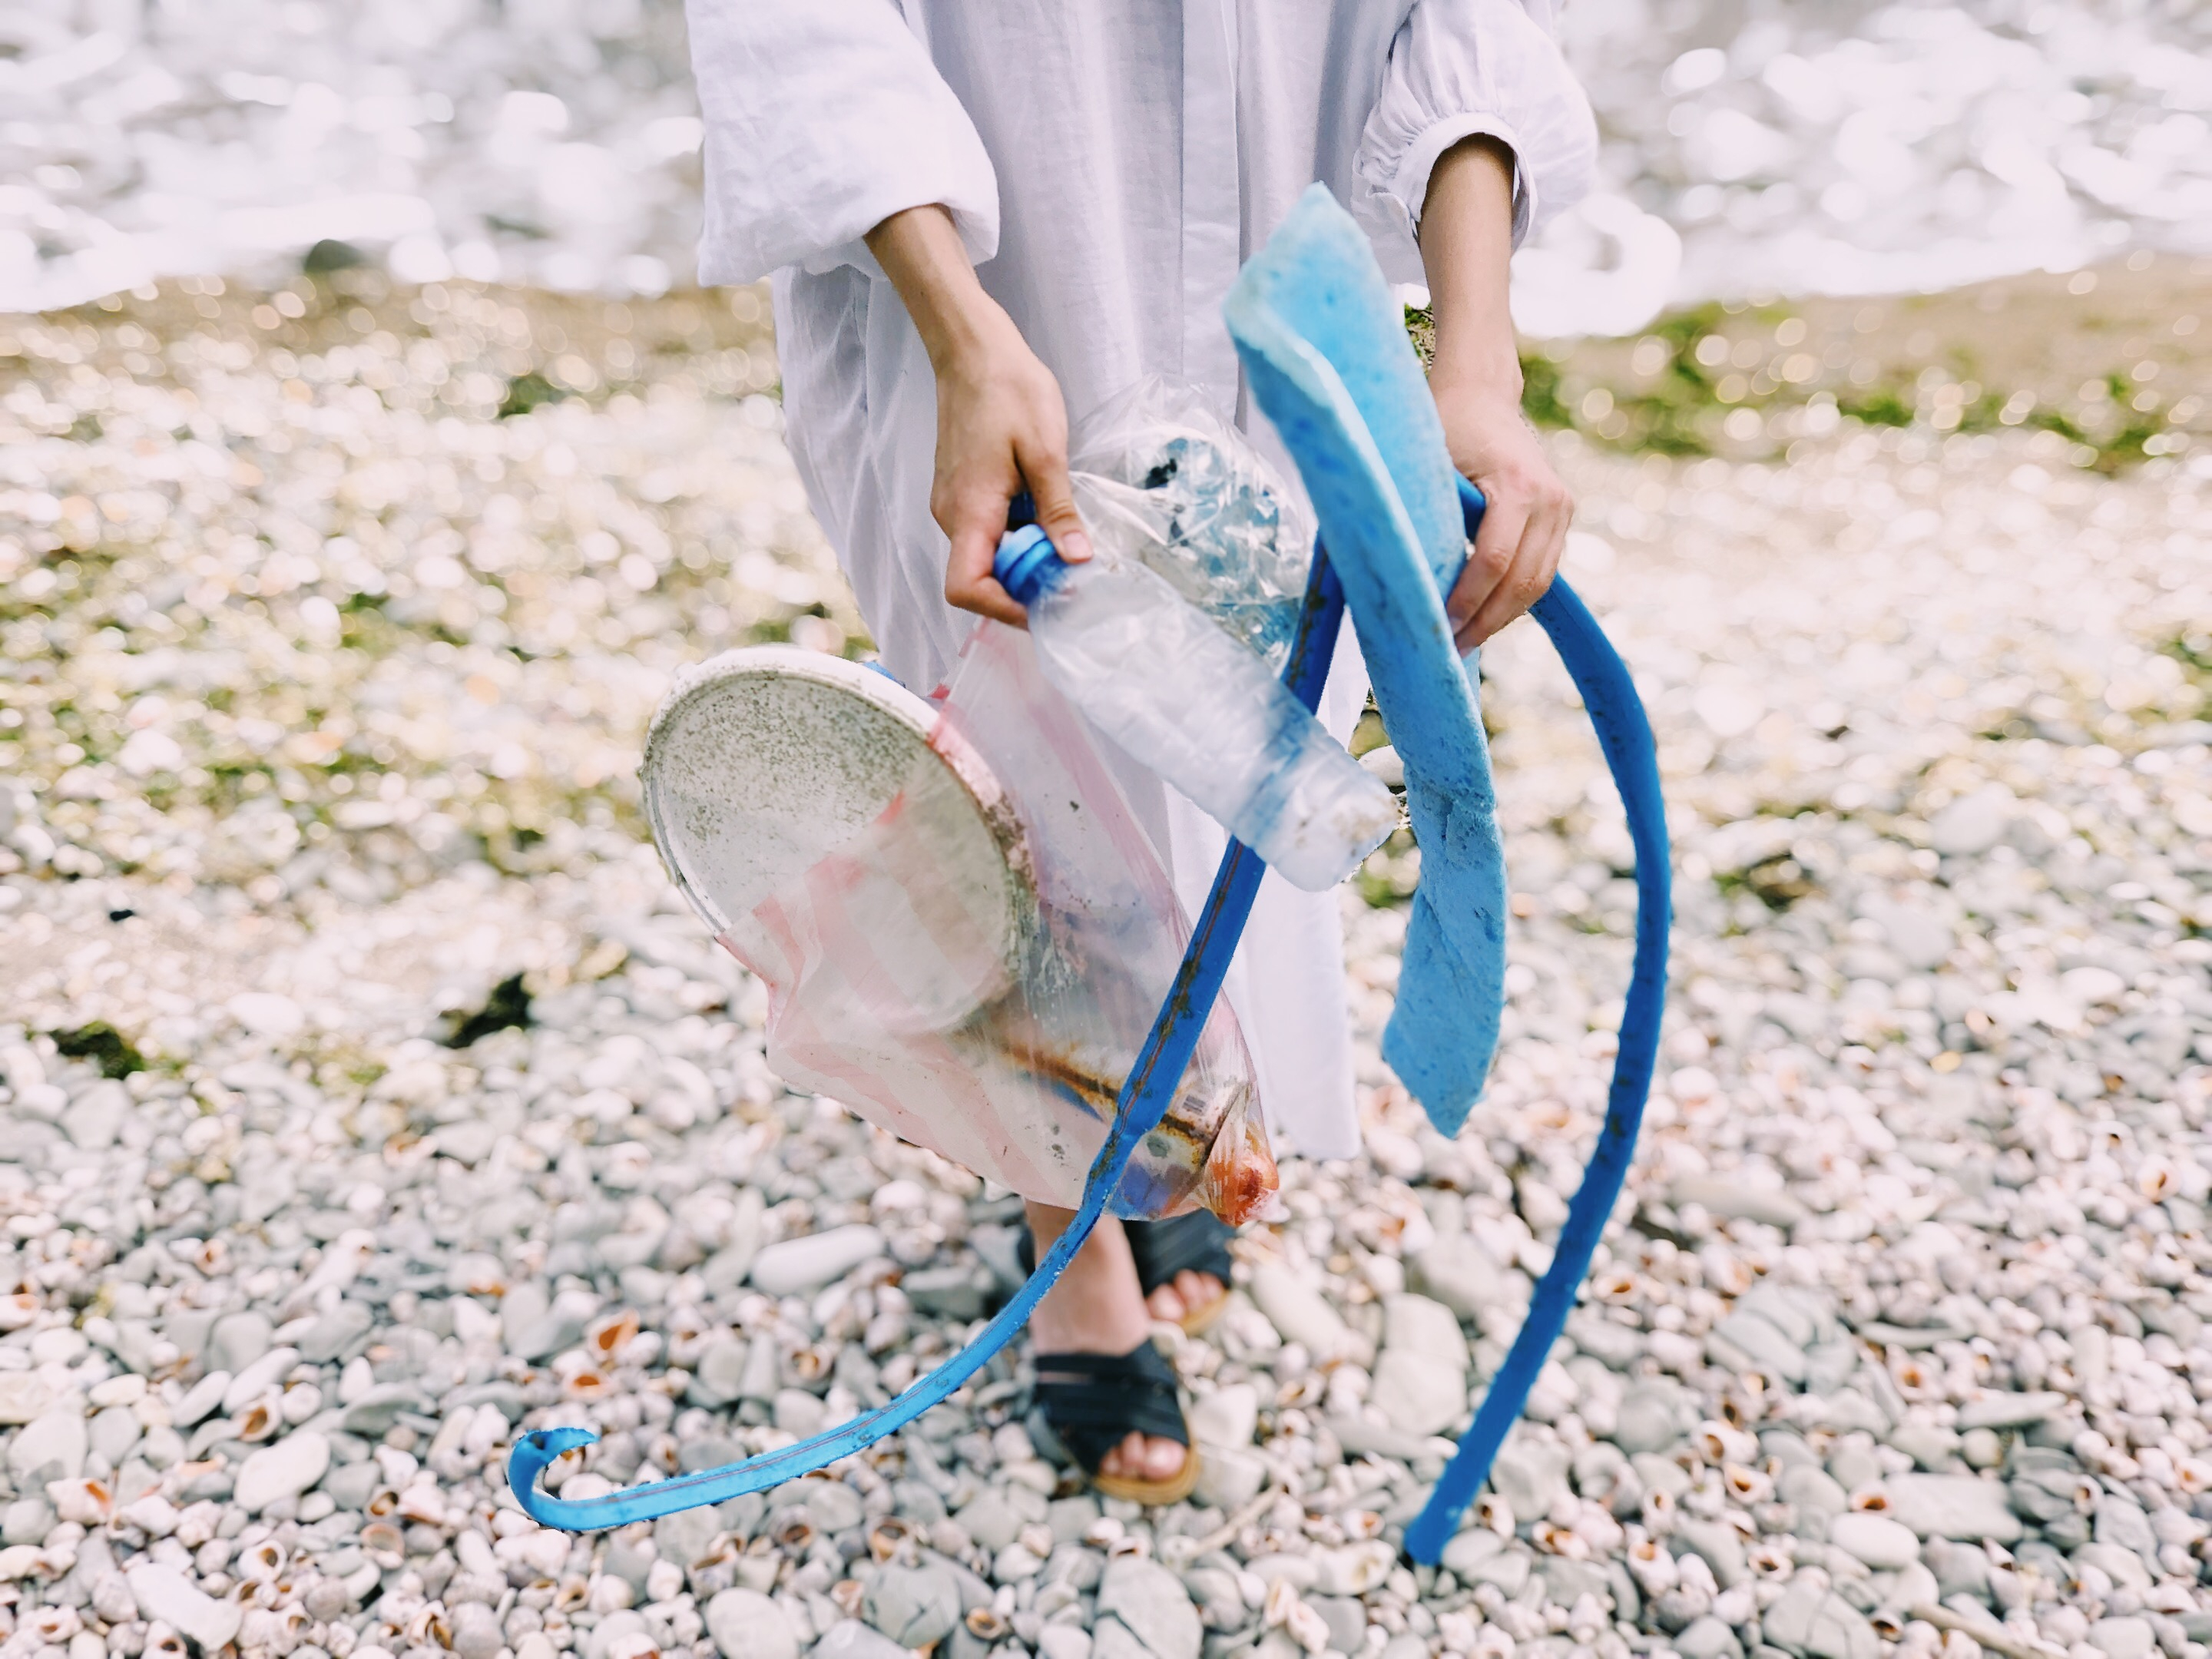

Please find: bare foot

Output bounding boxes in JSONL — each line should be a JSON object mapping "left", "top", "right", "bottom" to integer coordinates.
{"left": 1025, "top": 1202, "right": 1191, "bottom": 1486}
{"left": 1144, "top": 1269, "right": 1226, "bottom": 1327}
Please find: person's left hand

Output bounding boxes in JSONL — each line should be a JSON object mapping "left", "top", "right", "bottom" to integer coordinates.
{"left": 1431, "top": 375, "right": 1572, "bottom": 654}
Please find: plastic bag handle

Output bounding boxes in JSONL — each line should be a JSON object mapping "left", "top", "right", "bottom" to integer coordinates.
{"left": 505, "top": 555, "right": 1349, "bottom": 1530}
{"left": 1400, "top": 478, "right": 1671, "bottom": 1561}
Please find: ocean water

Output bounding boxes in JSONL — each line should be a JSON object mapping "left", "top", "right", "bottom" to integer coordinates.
{"left": 2, "top": 0, "right": 2207, "bottom": 331}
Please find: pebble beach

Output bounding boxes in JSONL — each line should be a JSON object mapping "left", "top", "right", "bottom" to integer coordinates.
{"left": 4, "top": 264, "right": 2212, "bottom": 1659}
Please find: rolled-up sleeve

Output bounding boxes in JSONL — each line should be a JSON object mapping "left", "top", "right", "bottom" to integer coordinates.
{"left": 686, "top": 0, "right": 1000, "bottom": 285}
{"left": 1353, "top": 0, "right": 1598, "bottom": 260}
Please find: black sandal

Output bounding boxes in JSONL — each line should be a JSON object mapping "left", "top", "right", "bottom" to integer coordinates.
{"left": 1125, "top": 1212, "right": 1235, "bottom": 1334}
{"left": 1017, "top": 1211, "right": 1236, "bottom": 1335}
{"left": 1030, "top": 1343, "right": 1200, "bottom": 1505}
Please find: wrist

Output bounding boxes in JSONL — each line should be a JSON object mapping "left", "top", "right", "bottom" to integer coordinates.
{"left": 865, "top": 204, "right": 1004, "bottom": 374}
{"left": 1429, "top": 350, "right": 1524, "bottom": 406}
{"left": 920, "top": 295, "right": 1018, "bottom": 382}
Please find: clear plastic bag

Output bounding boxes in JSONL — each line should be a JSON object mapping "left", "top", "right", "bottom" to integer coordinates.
{"left": 1069, "top": 376, "right": 1315, "bottom": 671}
{"left": 686, "top": 634, "right": 1277, "bottom": 1225}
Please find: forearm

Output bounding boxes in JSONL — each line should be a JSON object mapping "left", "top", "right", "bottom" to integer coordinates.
{"left": 860, "top": 204, "right": 1087, "bottom": 621}
{"left": 863, "top": 204, "right": 1008, "bottom": 372}
{"left": 1415, "top": 136, "right": 1571, "bottom": 650}
{"left": 1417, "top": 137, "right": 1521, "bottom": 397}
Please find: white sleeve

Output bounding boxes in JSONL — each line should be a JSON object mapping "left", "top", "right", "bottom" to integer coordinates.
{"left": 1353, "top": 0, "right": 1598, "bottom": 257}
{"left": 685, "top": 0, "right": 1000, "bottom": 285}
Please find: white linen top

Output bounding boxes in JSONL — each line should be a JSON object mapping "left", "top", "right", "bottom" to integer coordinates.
{"left": 684, "top": 0, "right": 1595, "bottom": 1164}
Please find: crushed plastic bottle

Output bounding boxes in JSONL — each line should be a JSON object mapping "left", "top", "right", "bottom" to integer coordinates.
{"left": 1070, "top": 378, "right": 1314, "bottom": 671}
{"left": 994, "top": 524, "right": 1395, "bottom": 893}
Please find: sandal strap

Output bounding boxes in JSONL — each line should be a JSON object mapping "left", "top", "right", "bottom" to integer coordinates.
{"left": 1031, "top": 1344, "right": 1190, "bottom": 1474}
{"left": 1124, "top": 1210, "right": 1235, "bottom": 1296}
{"left": 1016, "top": 1212, "right": 1235, "bottom": 1301}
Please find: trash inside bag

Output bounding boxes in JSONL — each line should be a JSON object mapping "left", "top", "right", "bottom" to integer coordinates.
{"left": 642, "top": 641, "right": 1277, "bottom": 1225}
{"left": 1069, "top": 376, "right": 1315, "bottom": 671}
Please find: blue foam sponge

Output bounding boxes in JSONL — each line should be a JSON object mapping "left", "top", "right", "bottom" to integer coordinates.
{"left": 1224, "top": 184, "right": 1508, "bottom": 1135}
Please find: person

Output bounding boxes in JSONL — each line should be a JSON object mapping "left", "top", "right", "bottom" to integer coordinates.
{"left": 685, "top": 0, "right": 1597, "bottom": 1500}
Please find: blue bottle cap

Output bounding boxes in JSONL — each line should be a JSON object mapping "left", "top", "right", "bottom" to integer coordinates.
{"left": 993, "top": 523, "right": 1065, "bottom": 607}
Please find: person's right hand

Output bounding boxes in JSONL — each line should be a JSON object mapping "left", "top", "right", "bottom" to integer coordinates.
{"left": 928, "top": 308, "right": 1091, "bottom": 626}
{"left": 864, "top": 205, "right": 1090, "bottom": 627}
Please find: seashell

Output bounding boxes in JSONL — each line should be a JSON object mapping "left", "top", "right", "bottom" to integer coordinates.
{"left": 1626, "top": 1537, "right": 1677, "bottom": 1594}
{"left": 1720, "top": 1377, "right": 1767, "bottom": 1422}
{"left": 552, "top": 1574, "right": 590, "bottom": 1612}
{"left": 46, "top": 1479, "right": 111, "bottom": 1525}
{"left": 563, "top": 1369, "right": 614, "bottom": 1401}
{"left": 829, "top": 1578, "right": 864, "bottom": 1619}
{"left": 965, "top": 1608, "right": 1010, "bottom": 1642}
{"left": 1889, "top": 1354, "right": 1937, "bottom": 1398}
{"left": 644, "top": 1558, "right": 685, "bottom": 1603}
{"left": 28, "top": 1606, "right": 84, "bottom": 1644}
{"left": 230, "top": 1396, "right": 281, "bottom": 1442}
{"left": 1747, "top": 1541, "right": 1795, "bottom": 1578}
{"left": 236, "top": 1539, "right": 286, "bottom": 1581}
{"left": 1475, "top": 1495, "right": 1515, "bottom": 1536}
{"left": 405, "top": 1602, "right": 452, "bottom": 1649}
{"left": 397, "top": 1483, "right": 448, "bottom": 1525}
{"left": 587, "top": 1307, "right": 641, "bottom": 1359}
{"left": 1724, "top": 1463, "right": 1774, "bottom": 1505}
{"left": 1849, "top": 1486, "right": 1891, "bottom": 1513}
{"left": 866, "top": 1517, "right": 915, "bottom": 1562}
{"left": 1283, "top": 1598, "right": 1330, "bottom": 1656}
{"left": 1696, "top": 1421, "right": 1758, "bottom": 1466}
{"left": 280, "top": 1382, "right": 323, "bottom": 1423}
{"left": 1570, "top": 1505, "right": 1624, "bottom": 1556}
{"left": 1532, "top": 1521, "right": 1589, "bottom": 1558}
{"left": 359, "top": 1522, "right": 406, "bottom": 1569}
{"left": 145, "top": 1624, "right": 189, "bottom": 1659}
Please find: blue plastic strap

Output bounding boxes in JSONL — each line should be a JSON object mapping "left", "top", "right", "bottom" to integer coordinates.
{"left": 505, "top": 556, "right": 1349, "bottom": 1529}
{"left": 512, "top": 485, "right": 1669, "bottom": 1550}
{"left": 1401, "top": 478, "right": 1671, "bottom": 1563}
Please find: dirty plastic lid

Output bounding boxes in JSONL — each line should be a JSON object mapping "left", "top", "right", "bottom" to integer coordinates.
{"left": 638, "top": 646, "right": 1025, "bottom": 974}
{"left": 993, "top": 524, "right": 1065, "bottom": 607}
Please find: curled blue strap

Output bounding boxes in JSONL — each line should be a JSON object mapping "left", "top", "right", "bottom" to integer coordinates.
{"left": 507, "top": 558, "right": 1349, "bottom": 1529}
{"left": 1401, "top": 478, "right": 1671, "bottom": 1564}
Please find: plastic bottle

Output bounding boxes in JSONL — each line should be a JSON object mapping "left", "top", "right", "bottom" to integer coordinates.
{"left": 994, "top": 524, "right": 1395, "bottom": 892}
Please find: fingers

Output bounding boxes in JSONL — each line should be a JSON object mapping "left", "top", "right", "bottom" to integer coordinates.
{"left": 1451, "top": 475, "right": 1571, "bottom": 652}
{"left": 938, "top": 478, "right": 1031, "bottom": 627}
{"left": 1017, "top": 431, "right": 1091, "bottom": 565}
{"left": 1447, "top": 488, "right": 1525, "bottom": 641}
